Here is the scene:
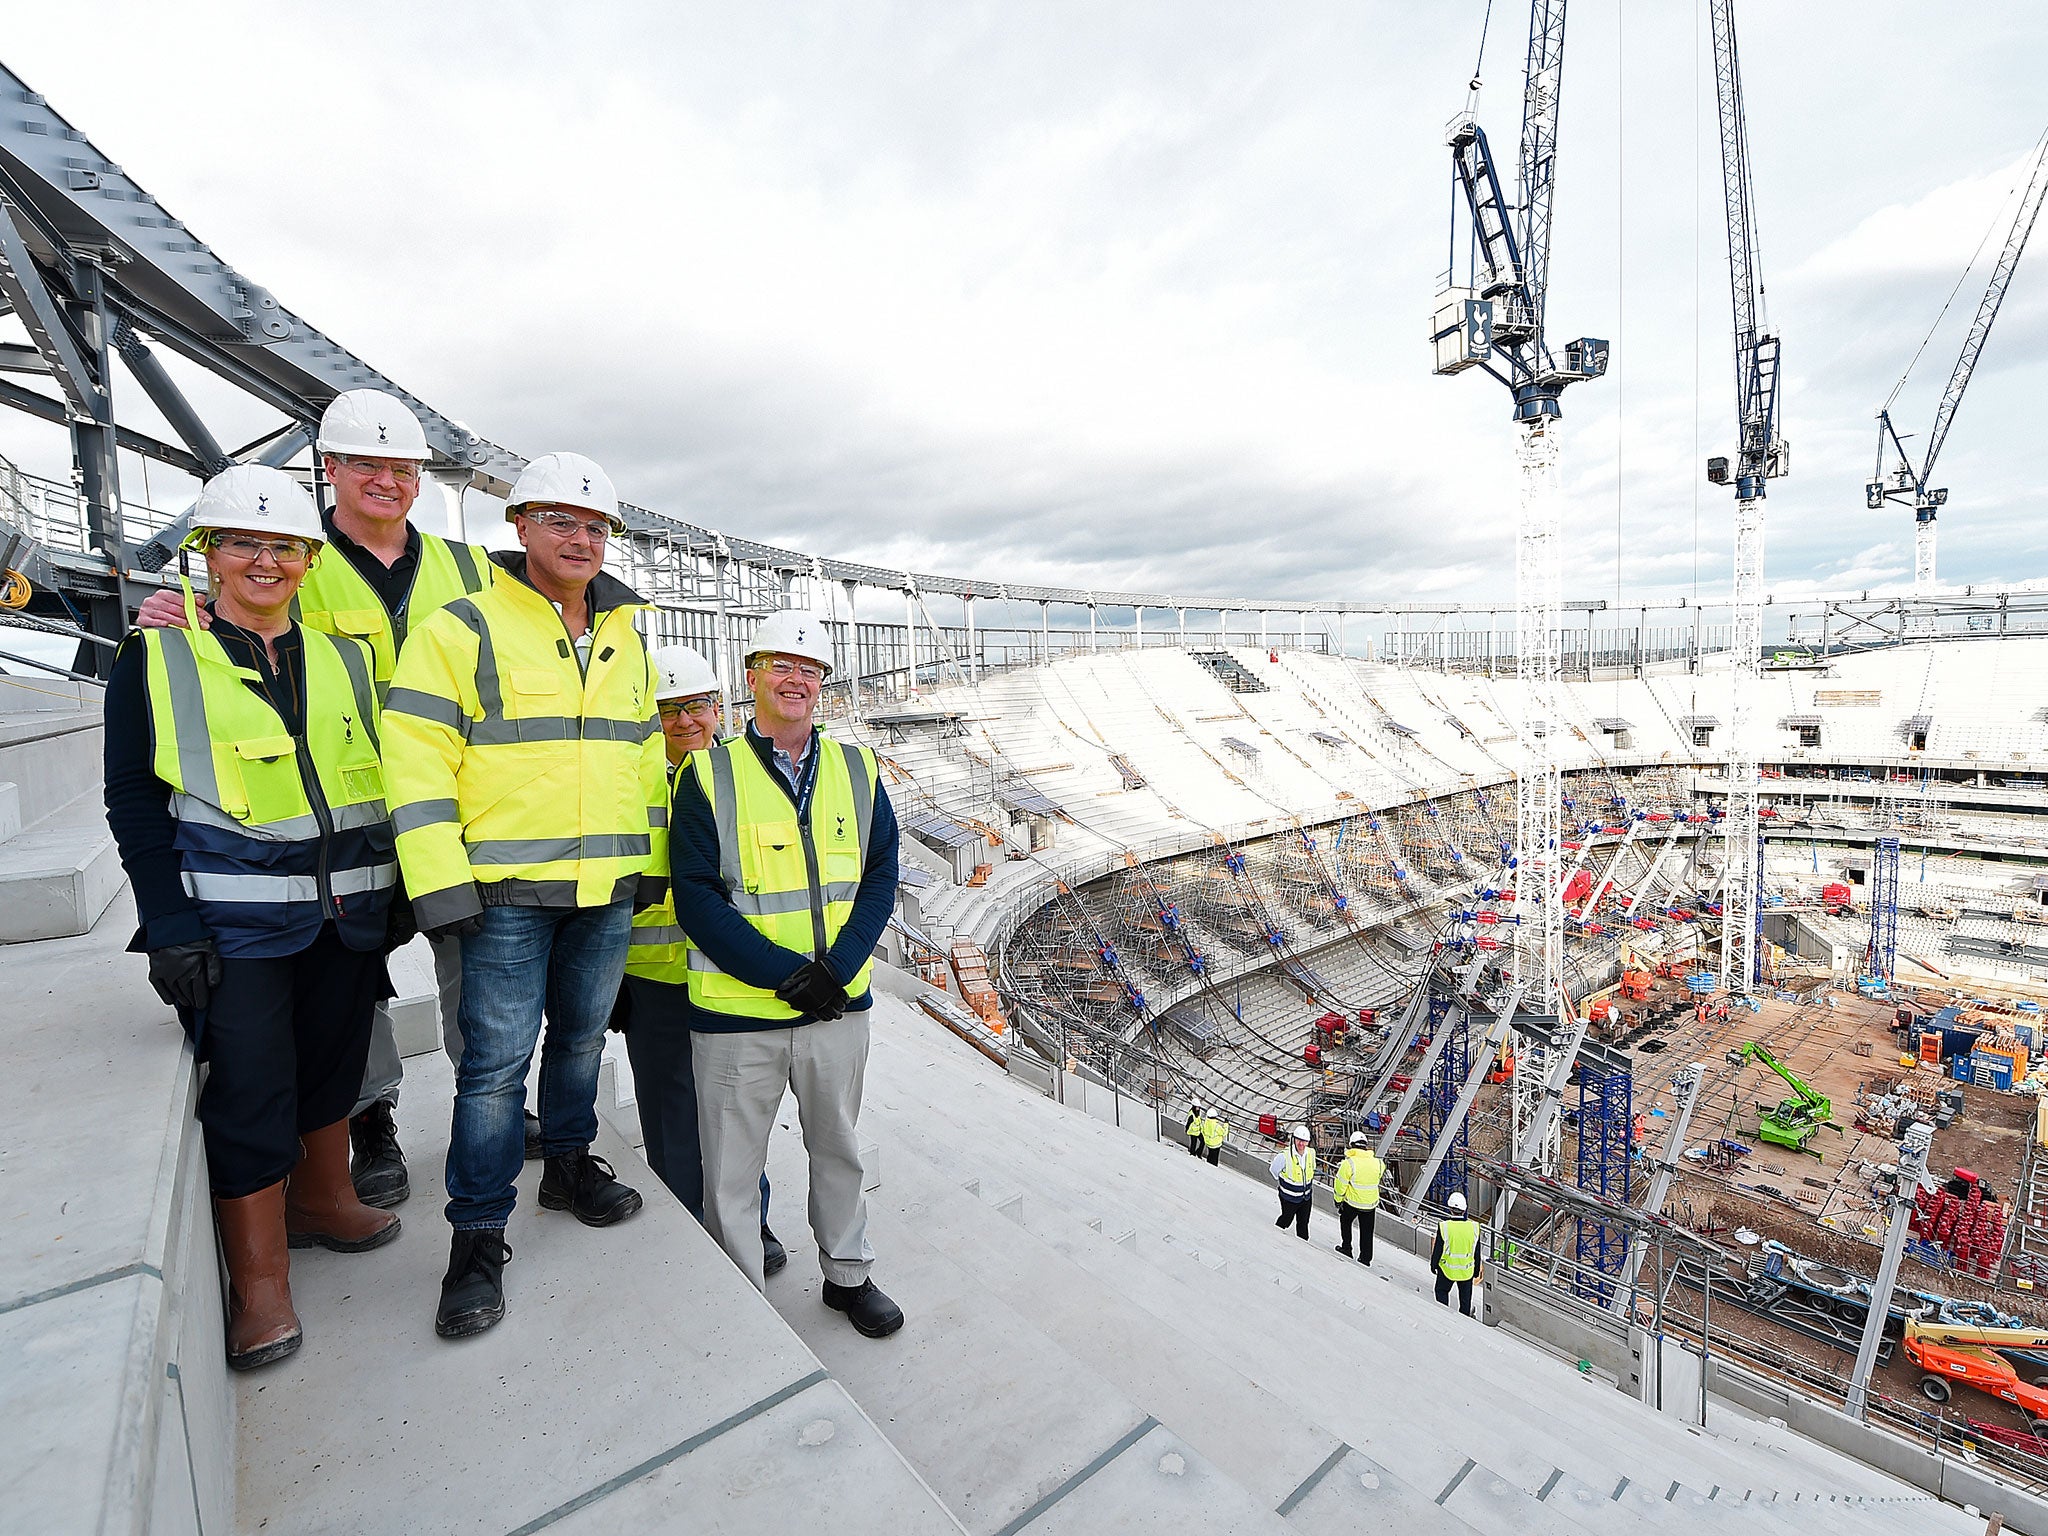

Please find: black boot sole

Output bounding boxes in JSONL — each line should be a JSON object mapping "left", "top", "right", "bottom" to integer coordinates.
{"left": 435, "top": 1300, "right": 505, "bottom": 1339}
{"left": 823, "top": 1294, "right": 904, "bottom": 1338}
{"left": 764, "top": 1247, "right": 788, "bottom": 1277}
{"left": 288, "top": 1214, "right": 401, "bottom": 1253}
{"left": 227, "top": 1329, "right": 303, "bottom": 1371}
{"left": 538, "top": 1187, "right": 644, "bottom": 1227}
{"left": 353, "top": 1173, "right": 409, "bottom": 1209}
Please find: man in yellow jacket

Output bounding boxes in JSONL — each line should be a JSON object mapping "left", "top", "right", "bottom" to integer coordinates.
{"left": 1200, "top": 1109, "right": 1226, "bottom": 1166}
{"left": 384, "top": 452, "right": 666, "bottom": 1340}
{"left": 1332, "top": 1132, "right": 1384, "bottom": 1266}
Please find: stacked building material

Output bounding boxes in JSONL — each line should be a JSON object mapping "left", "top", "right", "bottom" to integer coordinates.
{"left": 1911, "top": 1168, "right": 2008, "bottom": 1280}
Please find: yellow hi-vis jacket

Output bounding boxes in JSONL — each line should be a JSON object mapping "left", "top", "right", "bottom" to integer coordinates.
{"left": 626, "top": 757, "right": 694, "bottom": 985}
{"left": 1334, "top": 1148, "right": 1384, "bottom": 1209}
{"left": 1185, "top": 1108, "right": 1204, "bottom": 1139}
{"left": 682, "top": 730, "right": 878, "bottom": 1019}
{"left": 295, "top": 525, "right": 491, "bottom": 690}
{"left": 1201, "top": 1114, "right": 1227, "bottom": 1151}
{"left": 1273, "top": 1147, "right": 1316, "bottom": 1201}
{"left": 382, "top": 557, "right": 665, "bottom": 931}
{"left": 1437, "top": 1218, "right": 1481, "bottom": 1281}
{"left": 141, "top": 581, "right": 395, "bottom": 956}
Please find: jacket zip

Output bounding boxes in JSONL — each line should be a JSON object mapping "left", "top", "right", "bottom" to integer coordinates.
{"left": 760, "top": 731, "right": 830, "bottom": 961}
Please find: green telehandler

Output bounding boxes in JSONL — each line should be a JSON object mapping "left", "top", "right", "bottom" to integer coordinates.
{"left": 1726, "top": 1042, "right": 1844, "bottom": 1158}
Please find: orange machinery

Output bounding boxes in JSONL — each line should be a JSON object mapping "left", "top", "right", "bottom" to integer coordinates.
{"left": 1618, "top": 969, "right": 1654, "bottom": 1003}
{"left": 1904, "top": 1320, "right": 2048, "bottom": 1431}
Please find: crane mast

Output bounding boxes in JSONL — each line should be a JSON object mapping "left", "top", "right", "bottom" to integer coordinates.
{"left": 1870, "top": 132, "right": 2048, "bottom": 594}
{"left": 1707, "top": 0, "right": 1784, "bottom": 999}
{"left": 1431, "top": 0, "right": 1608, "bottom": 1176}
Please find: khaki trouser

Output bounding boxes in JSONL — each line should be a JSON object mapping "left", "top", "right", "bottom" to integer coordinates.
{"left": 694, "top": 1013, "right": 874, "bottom": 1293}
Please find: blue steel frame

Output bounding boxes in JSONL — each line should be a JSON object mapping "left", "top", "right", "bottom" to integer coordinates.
{"left": 1422, "top": 993, "right": 1470, "bottom": 1207}
{"left": 1573, "top": 1061, "right": 1633, "bottom": 1301}
{"left": 1867, "top": 835, "right": 1900, "bottom": 986}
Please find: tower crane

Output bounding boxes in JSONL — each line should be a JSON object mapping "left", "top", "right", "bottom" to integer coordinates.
{"left": 1705, "top": 0, "right": 1784, "bottom": 998}
{"left": 1430, "top": 0, "right": 1609, "bottom": 1177}
{"left": 1868, "top": 130, "right": 2048, "bottom": 595}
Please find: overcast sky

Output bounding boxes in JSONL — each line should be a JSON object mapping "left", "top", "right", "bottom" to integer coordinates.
{"left": 4, "top": 1, "right": 2046, "bottom": 610}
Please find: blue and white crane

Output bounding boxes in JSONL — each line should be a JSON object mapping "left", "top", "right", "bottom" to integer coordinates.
{"left": 1706, "top": 0, "right": 1785, "bottom": 998}
{"left": 1431, "top": 0, "right": 1608, "bottom": 1174}
{"left": 1869, "top": 130, "right": 2048, "bottom": 595}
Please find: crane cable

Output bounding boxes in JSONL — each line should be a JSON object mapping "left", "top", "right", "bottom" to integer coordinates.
{"left": 1881, "top": 125, "right": 2048, "bottom": 414}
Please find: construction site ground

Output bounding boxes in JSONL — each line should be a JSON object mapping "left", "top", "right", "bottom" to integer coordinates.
{"left": 1572, "top": 978, "right": 2046, "bottom": 1440}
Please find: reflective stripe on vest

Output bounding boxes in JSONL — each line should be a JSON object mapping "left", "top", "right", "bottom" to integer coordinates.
{"left": 1277, "top": 1148, "right": 1316, "bottom": 1200}
{"left": 627, "top": 761, "right": 692, "bottom": 984}
{"left": 142, "top": 588, "right": 395, "bottom": 955}
{"left": 1438, "top": 1219, "right": 1480, "bottom": 1281}
{"left": 1335, "top": 1150, "right": 1383, "bottom": 1209}
{"left": 382, "top": 573, "right": 664, "bottom": 925}
{"left": 296, "top": 530, "right": 492, "bottom": 690}
{"left": 683, "top": 733, "right": 877, "bottom": 1019}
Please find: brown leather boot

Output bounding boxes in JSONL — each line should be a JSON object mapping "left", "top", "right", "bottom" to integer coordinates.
{"left": 287, "top": 1120, "right": 401, "bottom": 1253}
{"left": 215, "top": 1183, "right": 302, "bottom": 1371}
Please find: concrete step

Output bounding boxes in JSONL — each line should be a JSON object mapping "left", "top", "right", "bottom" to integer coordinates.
{"left": 756, "top": 1112, "right": 1295, "bottom": 1534}
{"left": 860, "top": 1017, "right": 1795, "bottom": 1503}
{"left": 856, "top": 1001, "right": 1960, "bottom": 1520}
{"left": 233, "top": 1045, "right": 964, "bottom": 1536}
{"left": 0, "top": 685, "right": 105, "bottom": 827}
{"left": 0, "top": 787, "right": 123, "bottom": 943}
{"left": 0, "top": 779, "right": 19, "bottom": 842}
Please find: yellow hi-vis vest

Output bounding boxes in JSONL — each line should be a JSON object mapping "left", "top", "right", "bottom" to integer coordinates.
{"left": 683, "top": 730, "right": 879, "bottom": 1020}
{"left": 1201, "top": 1114, "right": 1227, "bottom": 1151}
{"left": 382, "top": 563, "right": 665, "bottom": 931}
{"left": 1276, "top": 1147, "right": 1316, "bottom": 1200}
{"left": 1185, "top": 1108, "right": 1204, "bottom": 1139}
{"left": 1437, "top": 1218, "right": 1481, "bottom": 1281}
{"left": 141, "top": 581, "right": 394, "bottom": 955}
{"left": 1334, "top": 1148, "right": 1384, "bottom": 1209}
{"left": 626, "top": 759, "right": 692, "bottom": 985}
{"left": 295, "top": 527, "right": 491, "bottom": 690}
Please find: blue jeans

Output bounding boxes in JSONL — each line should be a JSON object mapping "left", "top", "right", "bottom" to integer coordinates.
{"left": 445, "top": 900, "right": 632, "bottom": 1230}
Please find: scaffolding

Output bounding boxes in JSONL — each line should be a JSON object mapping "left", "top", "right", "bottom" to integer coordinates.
{"left": 1867, "top": 835, "right": 1901, "bottom": 987}
{"left": 1422, "top": 992, "right": 1473, "bottom": 1207}
{"left": 1573, "top": 1047, "right": 1635, "bottom": 1304}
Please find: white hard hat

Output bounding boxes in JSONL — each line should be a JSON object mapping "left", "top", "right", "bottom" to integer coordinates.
{"left": 316, "top": 389, "right": 430, "bottom": 461}
{"left": 1447, "top": 1191, "right": 1468, "bottom": 1213}
{"left": 184, "top": 464, "right": 324, "bottom": 547}
{"left": 1349, "top": 1131, "right": 1369, "bottom": 1146}
{"left": 1291, "top": 1124, "right": 1311, "bottom": 1142}
{"left": 650, "top": 645, "right": 719, "bottom": 703}
{"left": 747, "top": 609, "right": 835, "bottom": 672}
{"left": 506, "top": 452, "right": 623, "bottom": 532}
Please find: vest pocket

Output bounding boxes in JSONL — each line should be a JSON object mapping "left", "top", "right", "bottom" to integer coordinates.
{"left": 232, "top": 735, "right": 303, "bottom": 826}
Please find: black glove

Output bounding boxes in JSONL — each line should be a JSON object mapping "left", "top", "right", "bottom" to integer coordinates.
{"left": 383, "top": 898, "right": 418, "bottom": 953}
{"left": 424, "top": 912, "right": 486, "bottom": 944}
{"left": 607, "top": 985, "right": 633, "bottom": 1034}
{"left": 775, "top": 958, "right": 848, "bottom": 1020}
{"left": 148, "top": 939, "right": 223, "bottom": 1013}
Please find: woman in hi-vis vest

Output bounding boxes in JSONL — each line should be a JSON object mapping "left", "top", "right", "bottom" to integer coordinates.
{"left": 104, "top": 465, "right": 404, "bottom": 1372}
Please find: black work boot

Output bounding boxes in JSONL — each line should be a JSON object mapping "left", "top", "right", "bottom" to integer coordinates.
{"left": 762, "top": 1225, "right": 788, "bottom": 1276}
{"left": 436, "top": 1228, "right": 509, "bottom": 1339}
{"left": 538, "top": 1150, "right": 643, "bottom": 1227}
{"left": 523, "top": 1109, "right": 543, "bottom": 1162}
{"left": 822, "top": 1278, "right": 905, "bottom": 1338}
{"left": 348, "top": 1100, "right": 409, "bottom": 1209}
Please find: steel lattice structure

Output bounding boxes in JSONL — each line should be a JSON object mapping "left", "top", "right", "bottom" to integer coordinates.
{"left": 1708, "top": 0, "right": 1787, "bottom": 998}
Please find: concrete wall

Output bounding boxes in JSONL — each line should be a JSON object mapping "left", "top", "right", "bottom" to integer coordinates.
{"left": 1707, "top": 1356, "right": 2048, "bottom": 1532}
